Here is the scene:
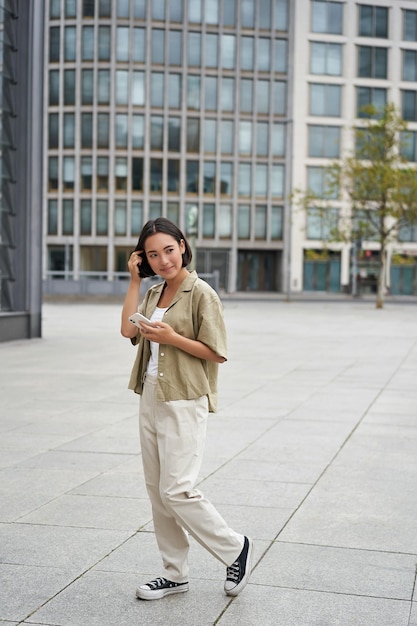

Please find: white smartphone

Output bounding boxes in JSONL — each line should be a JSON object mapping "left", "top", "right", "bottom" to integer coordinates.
{"left": 128, "top": 312, "right": 155, "bottom": 328}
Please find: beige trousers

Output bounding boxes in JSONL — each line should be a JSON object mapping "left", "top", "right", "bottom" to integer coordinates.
{"left": 139, "top": 375, "right": 244, "bottom": 583}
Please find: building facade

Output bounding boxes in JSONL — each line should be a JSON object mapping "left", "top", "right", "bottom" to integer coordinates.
{"left": 0, "top": 1, "right": 44, "bottom": 342}
{"left": 44, "top": 0, "right": 417, "bottom": 296}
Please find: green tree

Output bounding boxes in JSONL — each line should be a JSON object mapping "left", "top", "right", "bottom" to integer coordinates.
{"left": 297, "top": 104, "right": 417, "bottom": 308}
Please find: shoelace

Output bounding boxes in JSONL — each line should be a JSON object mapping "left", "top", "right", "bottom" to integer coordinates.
{"left": 147, "top": 577, "right": 168, "bottom": 589}
{"left": 226, "top": 561, "right": 240, "bottom": 582}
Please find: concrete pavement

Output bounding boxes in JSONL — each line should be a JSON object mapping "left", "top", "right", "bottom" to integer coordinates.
{"left": 0, "top": 299, "right": 416, "bottom": 626}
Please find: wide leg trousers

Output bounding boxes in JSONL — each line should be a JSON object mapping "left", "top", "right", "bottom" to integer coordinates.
{"left": 139, "top": 375, "right": 244, "bottom": 583}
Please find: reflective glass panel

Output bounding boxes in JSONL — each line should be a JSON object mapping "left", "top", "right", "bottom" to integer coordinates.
{"left": 238, "top": 163, "right": 251, "bottom": 196}
{"left": 116, "top": 27, "right": 129, "bottom": 61}
{"left": 204, "top": 119, "right": 217, "bottom": 153}
{"left": 220, "top": 162, "right": 233, "bottom": 196}
{"left": 203, "top": 204, "right": 215, "bottom": 238}
{"left": 97, "top": 70, "right": 110, "bottom": 103}
{"left": 82, "top": 69, "right": 94, "bottom": 104}
{"left": 116, "top": 70, "right": 129, "bottom": 105}
{"left": 271, "top": 164, "right": 284, "bottom": 197}
{"left": 169, "top": 74, "right": 182, "bottom": 108}
{"left": 116, "top": 114, "right": 128, "bottom": 148}
{"left": 82, "top": 26, "right": 94, "bottom": 60}
{"left": 238, "top": 205, "right": 250, "bottom": 239}
{"left": 221, "top": 35, "right": 235, "bottom": 69}
{"left": 132, "top": 115, "right": 145, "bottom": 148}
{"left": 64, "top": 26, "right": 76, "bottom": 61}
{"left": 152, "top": 30, "right": 165, "bottom": 64}
{"left": 168, "top": 117, "right": 181, "bottom": 151}
{"left": 221, "top": 120, "right": 234, "bottom": 154}
{"left": 188, "top": 32, "right": 201, "bottom": 66}
{"left": 150, "top": 72, "right": 164, "bottom": 107}
{"left": 203, "top": 161, "right": 216, "bottom": 194}
{"left": 169, "top": 31, "right": 182, "bottom": 65}
{"left": 151, "top": 116, "right": 164, "bottom": 150}
{"left": 205, "top": 33, "right": 218, "bottom": 67}
{"left": 241, "top": 37, "right": 254, "bottom": 70}
{"left": 167, "top": 160, "right": 180, "bottom": 192}
{"left": 255, "top": 206, "right": 267, "bottom": 239}
{"left": 205, "top": 76, "right": 218, "bottom": 110}
{"left": 133, "top": 28, "right": 146, "bottom": 62}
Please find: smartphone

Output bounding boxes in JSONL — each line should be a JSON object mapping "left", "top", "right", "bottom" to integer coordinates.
{"left": 128, "top": 312, "right": 155, "bottom": 328}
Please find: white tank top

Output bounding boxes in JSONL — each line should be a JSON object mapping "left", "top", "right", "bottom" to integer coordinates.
{"left": 146, "top": 307, "right": 168, "bottom": 376}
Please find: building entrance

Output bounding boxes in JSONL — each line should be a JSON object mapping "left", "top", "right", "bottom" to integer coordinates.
{"left": 237, "top": 251, "right": 279, "bottom": 291}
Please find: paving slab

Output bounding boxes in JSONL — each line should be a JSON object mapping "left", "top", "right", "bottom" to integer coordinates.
{"left": 1, "top": 299, "right": 417, "bottom": 625}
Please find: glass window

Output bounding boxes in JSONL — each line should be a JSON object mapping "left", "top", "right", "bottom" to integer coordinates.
{"left": 97, "top": 157, "right": 109, "bottom": 190}
{"left": 168, "top": 117, "right": 181, "bottom": 151}
{"left": 65, "top": 0, "right": 77, "bottom": 17}
{"left": 259, "top": 0, "right": 271, "bottom": 29}
{"left": 221, "top": 35, "right": 235, "bottom": 69}
{"left": 239, "top": 121, "right": 252, "bottom": 154}
{"left": 271, "top": 164, "right": 285, "bottom": 197}
{"left": 63, "top": 200, "right": 74, "bottom": 236}
{"left": 241, "top": 37, "right": 254, "bottom": 70}
{"left": 272, "top": 122, "right": 285, "bottom": 156}
{"left": 238, "top": 205, "right": 250, "bottom": 239}
{"left": 186, "top": 161, "right": 199, "bottom": 193}
{"left": 219, "top": 205, "right": 232, "bottom": 238}
{"left": 132, "top": 115, "right": 144, "bottom": 148}
{"left": 150, "top": 159, "right": 163, "bottom": 192}
{"left": 64, "top": 26, "right": 76, "bottom": 61}
{"left": 49, "top": 27, "right": 60, "bottom": 62}
{"left": 133, "top": 71, "right": 146, "bottom": 106}
{"left": 271, "top": 206, "right": 283, "bottom": 240}
{"left": 80, "top": 200, "right": 92, "bottom": 236}
{"left": 168, "top": 74, "right": 182, "bottom": 108}
{"left": 310, "top": 83, "right": 341, "bottom": 117}
{"left": 255, "top": 206, "right": 267, "bottom": 239}
{"left": 223, "top": 0, "right": 236, "bottom": 25}
{"left": 358, "top": 46, "right": 387, "bottom": 79}
{"left": 152, "top": 0, "right": 165, "bottom": 20}
{"left": 170, "top": 0, "right": 183, "bottom": 22}
{"left": 258, "top": 38, "right": 271, "bottom": 72}
{"left": 63, "top": 157, "right": 75, "bottom": 191}
{"left": 238, "top": 163, "right": 251, "bottom": 196}
{"left": 256, "top": 122, "right": 269, "bottom": 156}
{"left": 203, "top": 204, "right": 215, "bottom": 238}
{"left": 359, "top": 5, "right": 388, "bottom": 38}
{"left": 255, "top": 165, "right": 268, "bottom": 197}
{"left": 81, "top": 113, "right": 93, "bottom": 148}
{"left": 150, "top": 72, "right": 164, "bottom": 107}
{"left": 117, "top": 0, "right": 130, "bottom": 17}
{"left": 242, "top": 0, "right": 255, "bottom": 27}
{"left": 403, "top": 50, "right": 417, "bottom": 82}
{"left": 82, "top": 26, "right": 94, "bottom": 61}
{"left": 187, "top": 75, "right": 201, "bottom": 109}
{"left": 240, "top": 78, "right": 253, "bottom": 112}
{"left": 97, "top": 113, "right": 109, "bottom": 148}
{"left": 116, "top": 70, "right": 128, "bottom": 105}
{"left": 274, "top": 0, "right": 288, "bottom": 30}
{"left": 203, "top": 161, "right": 216, "bottom": 194}
{"left": 257, "top": 80, "right": 270, "bottom": 114}
{"left": 83, "top": 0, "right": 94, "bottom": 17}
{"left": 220, "top": 162, "right": 233, "bottom": 196}
{"left": 49, "top": 114, "right": 59, "bottom": 149}
{"left": 132, "top": 158, "right": 143, "bottom": 191}
{"left": 63, "top": 113, "right": 75, "bottom": 148}
{"left": 150, "top": 201, "right": 163, "bottom": 219}
{"left": 307, "top": 166, "right": 337, "bottom": 198}
{"left": 169, "top": 31, "right": 182, "bottom": 65}
{"left": 96, "top": 200, "right": 108, "bottom": 236}
{"left": 188, "top": 0, "right": 202, "bottom": 22}
{"left": 205, "top": 0, "right": 219, "bottom": 24}
{"left": 50, "top": 0, "right": 60, "bottom": 18}
{"left": 116, "top": 114, "right": 128, "bottom": 148}
{"left": 221, "top": 78, "right": 235, "bottom": 111}
{"left": 404, "top": 10, "right": 417, "bottom": 41}
{"left": 274, "top": 39, "right": 287, "bottom": 73}
{"left": 167, "top": 202, "right": 179, "bottom": 223}
{"left": 48, "top": 157, "right": 59, "bottom": 191}
{"left": 188, "top": 32, "right": 201, "bottom": 66}
{"left": 64, "top": 70, "right": 76, "bottom": 105}
{"left": 97, "top": 69, "right": 110, "bottom": 103}
{"left": 307, "top": 207, "right": 338, "bottom": 239}
{"left": 205, "top": 33, "right": 218, "bottom": 67}
{"left": 167, "top": 160, "right": 180, "bottom": 192}
{"left": 82, "top": 69, "right": 94, "bottom": 104}
{"left": 48, "top": 200, "right": 58, "bottom": 235}
{"left": 203, "top": 119, "right": 217, "bottom": 154}
{"left": 116, "top": 27, "right": 129, "bottom": 61}
{"left": 81, "top": 157, "right": 92, "bottom": 191}
{"left": 49, "top": 70, "right": 59, "bottom": 105}
{"left": 133, "top": 0, "right": 146, "bottom": 18}
{"left": 221, "top": 120, "right": 234, "bottom": 154}
{"left": 133, "top": 28, "right": 146, "bottom": 62}
{"left": 186, "top": 118, "right": 200, "bottom": 152}
{"left": 402, "top": 91, "right": 417, "bottom": 122}
{"left": 357, "top": 87, "right": 387, "bottom": 118}
{"left": 115, "top": 201, "right": 127, "bottom": 236}
{"left": 311, "top": 1, "right": 343, "bottom": 34}
{"left": 274, "top": 80, "right": 286, "bottom": 114}
{"left": 205, "top": 76, "right": 217, "bottom": 110}
{"left": 115, "top": 157, "right": 128, "bottom": 192}
{"left": 98, "top": 26, "right": 111, "bottom": 60}
{"left": 132, "top": 201, "right": 143, "bottom": 235}
{"left": 99, "top": 0, "right": 111, "bottom": 16}
{"left": 311, "top": 42, "right": 342, "bottom": 76}
{"left": 151, "top": 116, "right": 164, "bottom": 150}
{"left": 309, "top": 125, "right": 340, "bottom": 157}
{"left": 152, "top": 29, "right": 165, "bottom": 64}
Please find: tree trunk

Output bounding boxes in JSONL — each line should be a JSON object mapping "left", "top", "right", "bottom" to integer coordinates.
{"left": 376, "top": 246, "right": 386, "bottom": 308}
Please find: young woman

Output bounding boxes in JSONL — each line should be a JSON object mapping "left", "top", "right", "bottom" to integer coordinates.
{"left": 121, "top": 217, "right": 253, "bottom": 601}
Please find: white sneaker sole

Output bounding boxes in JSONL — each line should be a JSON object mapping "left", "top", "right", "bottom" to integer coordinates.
{"left": 136, "top": 583, "right": 189, "bottom": 601}
{"left": 224, "top": 537, "right": 254, "bottom": 597}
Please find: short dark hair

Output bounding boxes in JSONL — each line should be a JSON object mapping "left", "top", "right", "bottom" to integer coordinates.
{"left": 133, "top": 217, "right": 193, "bottom": 278}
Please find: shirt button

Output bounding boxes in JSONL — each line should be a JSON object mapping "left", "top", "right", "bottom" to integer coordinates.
{"left": 159, "top": 372, "right": 164, "bottom": 377}
{"left": 160, "top": 352, "right": 165, "bottom": 356}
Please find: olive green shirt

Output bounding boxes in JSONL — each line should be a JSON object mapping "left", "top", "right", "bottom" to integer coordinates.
{"left": 128, "top": 271, "right": 227, "bottom": 412}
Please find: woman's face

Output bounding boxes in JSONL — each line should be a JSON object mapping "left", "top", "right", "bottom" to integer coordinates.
{"left": 144, "top": 232, "right": 186, "bottom": 281}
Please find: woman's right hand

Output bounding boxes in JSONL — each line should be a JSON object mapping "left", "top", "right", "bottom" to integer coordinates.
{"left": 128, "top": 250, "right": 144, "bottom": 281}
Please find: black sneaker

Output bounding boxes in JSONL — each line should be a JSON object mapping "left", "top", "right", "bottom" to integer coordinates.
{"left": 224, "top": 536, "right": 253, "bottom": 596}
{"left": 136, "top": 577, "right": 189, "bottom": 600}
